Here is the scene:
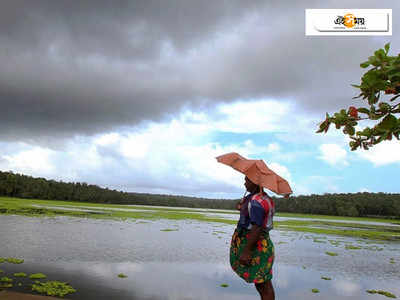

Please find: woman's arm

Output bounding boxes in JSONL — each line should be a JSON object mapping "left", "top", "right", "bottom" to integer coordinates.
{"left": 239, "top": 224, "right": 262, "bottom": 265}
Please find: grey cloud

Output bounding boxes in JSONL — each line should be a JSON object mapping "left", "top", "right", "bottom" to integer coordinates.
{"left": 0, "top": 0, "right": 398, "bottom": 143}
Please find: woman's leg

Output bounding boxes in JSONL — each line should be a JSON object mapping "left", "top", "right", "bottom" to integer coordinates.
{"left": 255, "top": 280, "right": 275, "bottom": 300}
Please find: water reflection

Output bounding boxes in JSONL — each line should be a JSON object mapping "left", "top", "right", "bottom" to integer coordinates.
{"left": 0, "top": 215, "right": 399, "bottom": 300}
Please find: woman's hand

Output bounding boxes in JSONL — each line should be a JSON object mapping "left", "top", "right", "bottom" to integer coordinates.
{"left": 239, "top": 249, "right": 252, "bottom": 265}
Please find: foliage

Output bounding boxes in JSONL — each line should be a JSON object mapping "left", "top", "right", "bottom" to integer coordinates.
{"left": 311, "top": 288, "right": 320, "bottom": 293}
{"left": 366, "top": 290, "right": 397, "bottom": 298}
{"left": 0, "top": 171, "right": 236, "bottom": 209}
{"left": 117, "top": 273, "right": 128, "bottom": 278}
{"left": 29, "top": 273, "right": 47, "bottom": 279}
{"left": 5, "top": 258, "right": 24, "bottom": 264}
{"left": 317, "top": 43, "right": 400, "bottom": 150}
{"left": 13, "top": 272, "right": 27, "bottom": 277}
{"left": 275, "top": 192, "right": 400, "bottom": 219}
{"left": 1, "top": 171, "right": 400, "bottom": 219}
{"left": 321, "top": 276, "right": 331, "bottom": 280}
{"left": 31, "top": 280, "right": 76, "bottom": 297}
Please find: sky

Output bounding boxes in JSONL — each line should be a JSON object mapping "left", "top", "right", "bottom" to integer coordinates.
{"left": 0, "top": 0, "right": 399, "bottom": 199}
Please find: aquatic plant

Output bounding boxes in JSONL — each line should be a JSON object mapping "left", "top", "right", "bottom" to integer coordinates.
{"left": 118, "top": 273, "right": 128, "bottom": 278}
{"left": 366, "top": 289, "right": 396, "bottom": 298}
{"left": 160, "top": 228, "right": 178, "bottom": 232}
{"left": 321, "top": 276, "right": 332, "bottom": 280}
{"left": 313, "top": 239, "right": 326, "bottom": 243}
{"left": 0, "top": 258, "right": 5, "bottom": 263}
{"left": 345, "top": 245, "right": 362, "bottom": 250}
{"left": 13, "top": 272, "right": 27, "bottom": 277}
{"left": 6, "top": 257, "right": 24, "bottom": 264}
{"left": 0, "top": 277, "right": 13, "bottom": 282}
{"left": 29, "top": 273, "right": 47, "bottom": 279}
{"left": 220, "top": 283, "right": 229, "bottom": 287}
{"left": 31, "top": 280, "right": 76, "bottom": 297}
{"left": 311, "top": 288, "right": 320, "bottom": 293}
{"left": 325, "top": 251, "right": 338, "bottom": 256}
{"left": 0, "top": 269, "right": 3, "bottom": 273}
{"left": 0, "top": 283, "right": 13, "bottom": 288}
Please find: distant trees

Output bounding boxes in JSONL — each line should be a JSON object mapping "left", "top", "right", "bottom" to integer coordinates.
{"left": 0, "top": 171, "right": 237, "bottom": 209}
{"left": 274, "top": 192, "right": 400, "bottom": 219}
{"left": 0, "top": 171, "right": 399, "bottom": 219}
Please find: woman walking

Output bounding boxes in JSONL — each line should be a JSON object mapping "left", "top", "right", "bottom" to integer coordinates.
{"left": 230, "top": 176, "right": 275, "bottom": 300}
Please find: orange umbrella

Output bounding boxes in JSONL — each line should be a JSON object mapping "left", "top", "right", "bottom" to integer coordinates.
{"left": 216, "top": 152, "right": 293, "bottom": 196}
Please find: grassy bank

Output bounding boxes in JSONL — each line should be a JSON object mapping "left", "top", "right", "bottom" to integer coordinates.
{"left": 1, "top": 196, "right": 400, "bottom": 241}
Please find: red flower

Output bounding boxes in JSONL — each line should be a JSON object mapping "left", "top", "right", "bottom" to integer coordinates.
{"left": 385, "top": 88, "right": 396, "bottom": 94}
{"left": 348, "top": 106, "right": 358, "bottom": 118}
{"left": 243, "top": 272, "right": 249, "bottom": 279}
{"left": 268, "top": 256, "right": 274, "bottom": 263}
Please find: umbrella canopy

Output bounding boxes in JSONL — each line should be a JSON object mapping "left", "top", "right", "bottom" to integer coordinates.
{"left": 216, "top": 152, "right": 293, "bottom": 196}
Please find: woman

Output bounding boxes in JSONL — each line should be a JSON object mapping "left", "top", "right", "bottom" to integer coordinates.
{"left": 230, "top": 176, "right": 275, "bottom": 300}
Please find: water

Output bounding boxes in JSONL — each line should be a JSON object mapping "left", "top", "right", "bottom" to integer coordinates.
{"left": 0, "top": 214, "right": 399, "bottom": 299}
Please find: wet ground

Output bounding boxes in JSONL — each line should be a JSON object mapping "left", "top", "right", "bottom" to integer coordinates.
{"left": 0, "top": 214, "right": 399, "bottom": 299}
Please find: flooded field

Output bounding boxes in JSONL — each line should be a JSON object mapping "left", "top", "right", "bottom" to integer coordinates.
{"left": 0, "top": 197, "right": 399, "bottom": 299}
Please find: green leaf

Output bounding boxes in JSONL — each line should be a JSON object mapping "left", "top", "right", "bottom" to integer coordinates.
{"left": 357, "top": 107, "right": 370, "bottom": 114}
{"left": 374, "top": 49, "right": 386, "bottom": 61}
{"left": 345, "top": 125, "right": 355, "bottom": 136}
{"left": 360, "top": 61, "right": 370, "bottom": 68}
{"left": 379, "top": 114, "right": 397, "bottom": 130}
{"left": 384, "top": 43, "right": 390, "bottom": 54}
{"left": 368, "top": 56, "right": 380, "bottom": 67}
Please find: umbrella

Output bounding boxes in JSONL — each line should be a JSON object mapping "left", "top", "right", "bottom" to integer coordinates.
{"left": 216, "top": 152, "right": 293, "bottom": 196}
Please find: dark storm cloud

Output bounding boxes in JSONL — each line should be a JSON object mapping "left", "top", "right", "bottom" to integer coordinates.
{"left": 0, "top": 0, "right": 397, "bottom": 142}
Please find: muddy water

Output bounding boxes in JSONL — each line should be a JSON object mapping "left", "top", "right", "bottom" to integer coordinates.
{"left": 0, "top": 215, "right": 399, "bottom": 299}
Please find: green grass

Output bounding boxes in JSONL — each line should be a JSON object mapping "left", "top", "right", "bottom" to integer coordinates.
{"left": 0, "top": 277, "right": 13, "bottom": 283}
{"left": 1, "top": 196, "right": 400, "bottom": 241}
{"left": 366, "top": 289, "right": 397, "bottom": 298}
{"left": 345, "top": 245, "right": 362, "bottom": 250}
{"left": 321, "top": 276, "right": 332, "bottom": 280}
{"left": 29, "top": 273, "right": 47, "bottom": 279}
{"left": 31, "top": 280, "right": 76, "bottom": 297}
{"left": 277, "top": 212, "right": 400, "bottom": 225}
{"left": 4, "top": 258, "right": 24, "bottom": 264}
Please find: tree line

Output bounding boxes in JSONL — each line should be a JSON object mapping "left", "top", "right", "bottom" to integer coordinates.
{"left": 0, "top": 171, "right": 399, "bottom": 219}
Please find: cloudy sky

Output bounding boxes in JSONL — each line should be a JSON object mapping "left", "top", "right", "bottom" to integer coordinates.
{"left": 0, "top": 0, "right": 399, "bottom": 199}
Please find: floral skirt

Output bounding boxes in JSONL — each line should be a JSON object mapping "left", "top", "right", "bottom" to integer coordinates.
{"left": 230, "top": 228, "right": 274, "bottom": 284}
